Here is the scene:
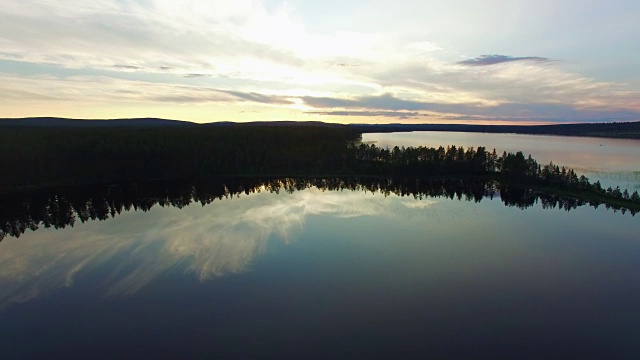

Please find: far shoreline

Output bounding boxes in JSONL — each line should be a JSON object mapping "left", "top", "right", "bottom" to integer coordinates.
{"left": 1, "top": 117, "right": 640, "bottom": 140}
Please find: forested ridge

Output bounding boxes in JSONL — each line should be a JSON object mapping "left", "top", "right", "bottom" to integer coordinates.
{"left": 4, "top": 117, "right": 640, "bottom": 138}
{"left": 0, "top": 126, "right": 360, "bottom": 190}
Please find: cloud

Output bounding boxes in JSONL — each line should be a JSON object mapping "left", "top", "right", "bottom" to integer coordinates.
{"left": 0, "top": 73, "right": 293, "bottom": 106}
{"left": 358, "top": 57, "right": 638, "bottom": 115}
{"left": 302, "top": 93, "right": 497, "bottom": 115}
{"left": 183, "top": 73, "right": 211, "bottom": 78}
{"left": 143, "top": 90, "right": 293, "bottom": 105}
{"left": 346, "top": 55, "right": 640, "bottom": 114}
{"left": 0, "top": 0, "right": 305, "bottom": 77}
{"left": 301, "top": 94, "right": 445, "bottom": 111}
{"left": 306, "top": 110, "right": 423, "bottom": 119}
{"left": 113, "top": 65, "right": 141, "bottom": 70}
{"left": 333, "top": 63, "right": 360, "bottom": 68}
{"left": 221, "top": 90, "right": 293, "bottom": 105}
{"left": 457, "top": 55, "right": 553, "bottom": 67}
{"left": 300, "top": 93, "right": 640, "bottom": 122}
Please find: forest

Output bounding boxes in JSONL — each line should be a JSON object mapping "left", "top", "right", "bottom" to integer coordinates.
{"left": 1, "top": 124, "right": 638, "bottom": 230}
{"left": 0, "top": 125, "right": 361, "bottom": 190}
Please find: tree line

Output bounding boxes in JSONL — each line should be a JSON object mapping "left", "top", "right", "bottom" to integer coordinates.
{"left": 351, "top": 121, "right": 640, "bottom": 139}
{"left": 0, "top": 125, "right": 361, "bottom": 191}
{"left": 345, "top": 143, "right": 640, "bottom": 204}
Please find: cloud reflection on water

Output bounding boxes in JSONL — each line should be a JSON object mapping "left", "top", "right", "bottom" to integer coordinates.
{"left": 0, "top": 188, "right": 435, "bottom": 307}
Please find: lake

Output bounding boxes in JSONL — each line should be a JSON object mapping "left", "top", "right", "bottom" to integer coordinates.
{"left": 1, "top": 134, "right": 640, "bottom": 359}
{"left": 363, "top": 131, "right": 640, "bottom": 191}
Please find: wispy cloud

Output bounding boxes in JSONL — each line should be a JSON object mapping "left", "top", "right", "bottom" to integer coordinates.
{"left": 342, "top": 56, "right": 636, "bottom": 110}
{"left": 0, "top": 0, "right": 304, "bottom": 77}
{"left": 222, "top": 90, "right": 293, "bottom": 105}
{"left": 301, "top": 94, "right": 432, "bottom": 111}
{"left": 306, "top": 110, "right": 424, "bottom": 119}
{"left": 0, "top": 73, "right": 293, "bottom": 106}
{"left": 301, "top": 93, "right": 640, "bottom": 122}
{"left": 113, "top": 64, "right": 141, "bottom": 70}
{"left": 457, "top": 55, "right": 553, "bottom": 67}
{"left": 183, "top": 73, "right": 211, "bottom": 78}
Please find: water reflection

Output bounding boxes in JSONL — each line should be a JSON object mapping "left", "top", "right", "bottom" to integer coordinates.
{"left": 1, "top": 177, "right": 635, "bottom": 242}
{"left": 0, "top": 180, "right": 422, "bottom": 307}
{"left": 0, "top": 177, "right": 636, "bottom": 309}
{"left": 2, "top": 180, "right": 640, "bottom": 358}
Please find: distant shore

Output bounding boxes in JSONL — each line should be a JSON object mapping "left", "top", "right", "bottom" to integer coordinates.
{"left": 2, "top": 117, "right": 640, "bottom": 139}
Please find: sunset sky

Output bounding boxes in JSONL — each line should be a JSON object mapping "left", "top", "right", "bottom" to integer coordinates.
{"left": 1, "top": 0, "right": 639, "bottom": 124}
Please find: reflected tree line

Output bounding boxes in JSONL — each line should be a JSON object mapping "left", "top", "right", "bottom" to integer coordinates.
{"left": 1, "top": 176, "right": 637, "bottom": 241}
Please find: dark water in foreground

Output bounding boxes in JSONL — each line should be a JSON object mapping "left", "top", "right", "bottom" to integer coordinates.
{"left": 1, "top": 181, "right": 639, "bottom": 359}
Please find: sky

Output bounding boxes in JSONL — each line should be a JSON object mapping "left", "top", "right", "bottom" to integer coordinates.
{"left": 1, "top": 0, "right": 639, "bottom": 124}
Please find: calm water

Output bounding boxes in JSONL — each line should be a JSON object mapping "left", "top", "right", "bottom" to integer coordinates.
{"left": 363, "top": 131, "right": 640, "bottom": 191}
{"left": 0, "top": 177, "right": 639, "bottom": 359}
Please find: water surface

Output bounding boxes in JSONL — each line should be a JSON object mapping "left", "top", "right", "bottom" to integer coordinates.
{"left": 0, "top": 180, "right": 639, "bottom": 359}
